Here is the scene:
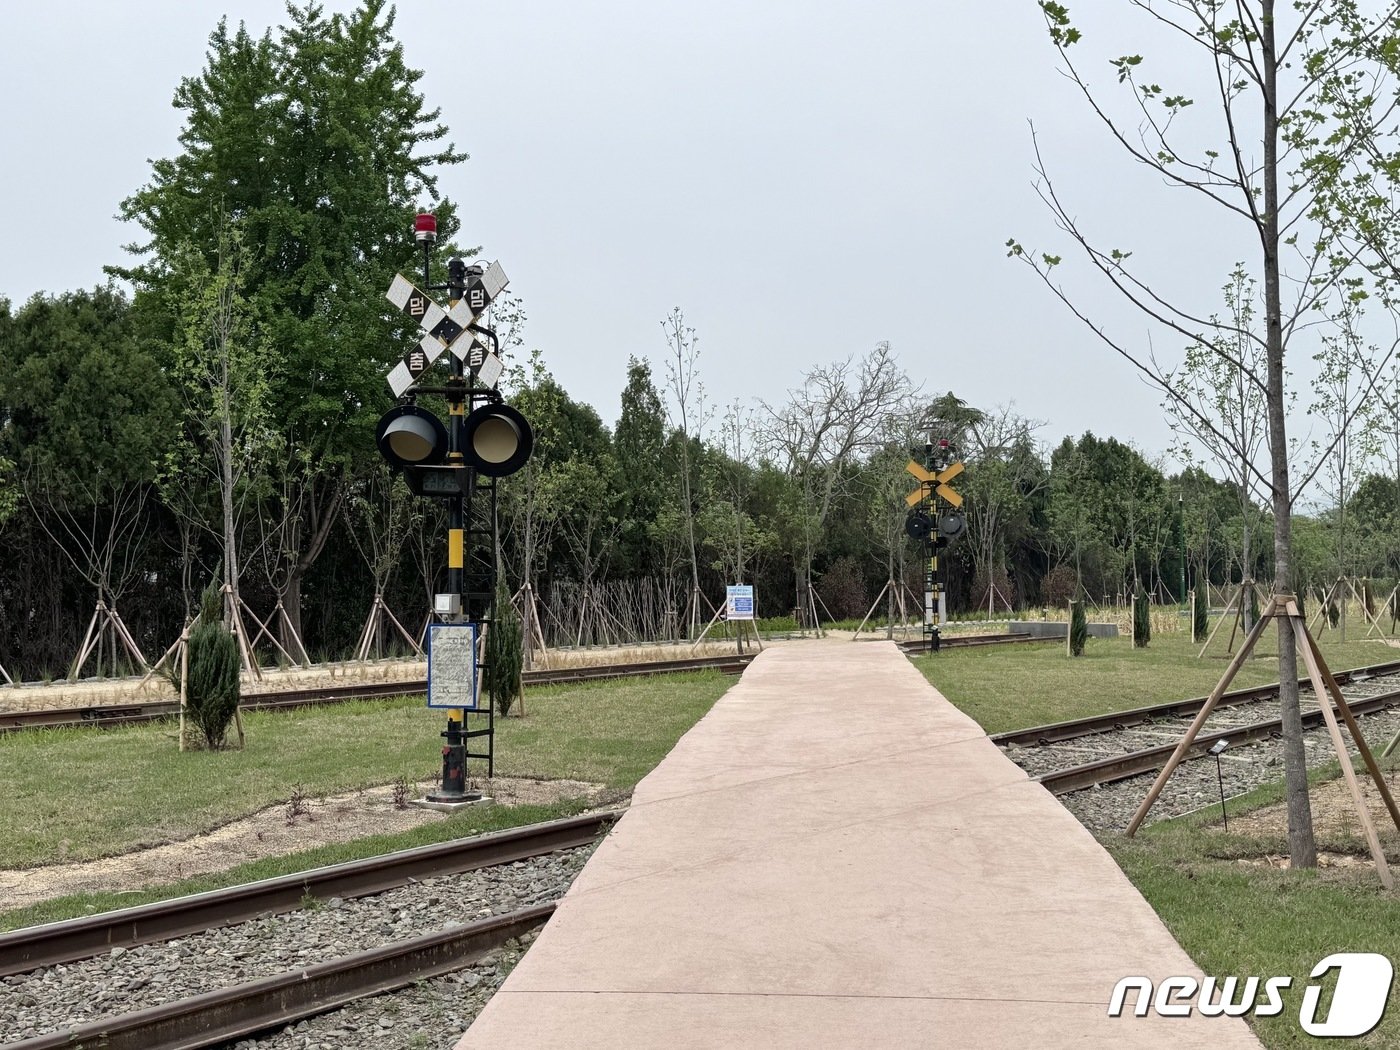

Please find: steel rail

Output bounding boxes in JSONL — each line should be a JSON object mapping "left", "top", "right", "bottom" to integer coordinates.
{"left": 1034, "top": 688, "right": 1400, "bottom": 795}
{"left": 990, "top": 659, "right": 1400, "bottom": 748}
{"left": 0, "top": 810, "right": 617, "bottom": 978}
{"left": 0, "top": 653, "right": 754, "bottom": 734}
{"left": 4, "top": 903, "right": 553, "bottom": 1050}
{"left": 897, "top": 632, "right": 1047, "bottom": 653}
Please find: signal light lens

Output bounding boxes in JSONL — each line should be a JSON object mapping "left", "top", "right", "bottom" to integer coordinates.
{"left": 462, "top": 404, "right": 534, "bottom": 477}
{"left": 376, "top": 405, "right": 448, "bottom": 467}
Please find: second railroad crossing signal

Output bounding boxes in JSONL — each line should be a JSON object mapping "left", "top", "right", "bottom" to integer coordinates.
{"left": 905, "top": 460, "right": 964, "bottom": 508}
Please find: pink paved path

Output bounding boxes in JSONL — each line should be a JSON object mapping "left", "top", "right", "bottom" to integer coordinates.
{"left": 457, "top": 640, "right": 1262, "bottom": 1049}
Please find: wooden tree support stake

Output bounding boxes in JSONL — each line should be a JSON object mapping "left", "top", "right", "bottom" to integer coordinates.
{"left": 852, "top": 578, "right": 895, "bottom": 640}
{"left": 1196, "top": 585, "right": 1241, "bottom": 659}
{"left": 221, "top": 584, "right": 262, "bottom": 681}
{"left": 1127, "top": 595, "right": 1399, "bottom": 888}
{"left": 240, "top": 597, "right": 301, "bottom": 668}
{"left": 178, "top": 626, "right": 189, "bottom": 753}
{"left": 69, "top": 599, "right": 151, "bottom": 681}
{"left": 1364, "top": 582, "right": 1400, "bottom": 639}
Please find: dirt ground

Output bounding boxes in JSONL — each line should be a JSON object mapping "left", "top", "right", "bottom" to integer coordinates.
{"left": 0, "top": 777, "right": 606, "bottom": 912}
{"left": 1224, "top": 773, "right": 1400, "bottom": 870}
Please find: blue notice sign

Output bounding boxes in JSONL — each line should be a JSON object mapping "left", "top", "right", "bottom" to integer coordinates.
{"left": 726, "top": 585, "right": 755, "bottom": 621}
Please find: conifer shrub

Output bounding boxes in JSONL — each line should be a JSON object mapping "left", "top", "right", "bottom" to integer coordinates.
{"left": 1133, "top": 589, "right": 1151, "bottom": 648}
{"left": 1069, "top": 599, "right": 1087, "bottom": 657}
{"left": 186, "top": 584, "right": 240, "bottom": 749}
{"left": 487, "top": 581, "right": 523, "bottom": 717}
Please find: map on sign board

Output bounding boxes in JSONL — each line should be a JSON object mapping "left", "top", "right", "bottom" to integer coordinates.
{"left": 726, "top": 585, "right": 755, "bottom": 621}
{"left": 427, "top": 623, "right": 480, "bottom": 710}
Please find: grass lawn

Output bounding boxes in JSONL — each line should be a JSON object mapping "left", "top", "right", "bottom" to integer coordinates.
{"left": 1113, "top": 775, "right": 1400, "bottom": 1050}
{"left": 0, "top": 669, "right": 734, "bottom": 872}
{"left": 914, "top": 622, "right": 1400, "bottom": 734}
{"left": 917, "top": 624, "right": 1400, "bottom": 1049}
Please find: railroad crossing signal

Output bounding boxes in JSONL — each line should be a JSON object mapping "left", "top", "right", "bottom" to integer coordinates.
{"left": 904, "top": 460, "right": 964, "bottom": 508}
{"left": 384, "top": 264, "right": 510, "bottom": 396}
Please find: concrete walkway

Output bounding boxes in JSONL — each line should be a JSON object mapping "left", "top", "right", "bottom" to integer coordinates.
{"left": 457, "top": 640, "right": 1262, "bottom": 1049}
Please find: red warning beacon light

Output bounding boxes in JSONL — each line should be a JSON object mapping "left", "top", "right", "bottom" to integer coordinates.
{"left": 939, "top": 439, "right": 950, "bottom": 449}
{"left": 414, "top": 212, "right": 438, "bottom": 245}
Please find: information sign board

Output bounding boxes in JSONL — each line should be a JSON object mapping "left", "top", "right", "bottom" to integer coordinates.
{"left": 427, "top": 622, "right": 480, "bottom": 710}
{"left": 726, "top": 585, "right": 755, "bottom": 621}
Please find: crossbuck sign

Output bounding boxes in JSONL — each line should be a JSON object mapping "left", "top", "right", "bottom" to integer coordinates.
{"left": 384, "top": 262, "right": 510, "bottom": 397}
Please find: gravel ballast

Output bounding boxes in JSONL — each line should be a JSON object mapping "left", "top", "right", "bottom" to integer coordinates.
{"left": 0, "top": 847, "right": 592, "bottom": 1043}
{"left": 1047, "top": 702, "right": 1400, "bottom": 834}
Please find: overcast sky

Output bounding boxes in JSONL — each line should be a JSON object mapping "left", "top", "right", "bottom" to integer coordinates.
{"left": 0, "top": 2, "right": 1338, "bottom": 472}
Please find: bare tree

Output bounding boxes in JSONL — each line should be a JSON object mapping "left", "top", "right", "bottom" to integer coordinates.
{"left": 961, "top": 406, "right": 1049, "bottom": 614}
{"left": 1010, "top": 0, "right": 1400, "bottom": 865}
{"left": 660, "top": 308, "right": 712, "bottom": 634}
{"left": 760, "top": 342, "right": 917, "bottom": 627}
{"left": 699, "top": 400, "right": 766, "bottom": 586}
{"left": 1311, "top": 298, "right": 1389, "bottom": 634}
{"left": 345, "top": 463, "right": 419, "bottom": 659}
{"left": 1162, "top": 267, "right": 1273, "bottom": 626}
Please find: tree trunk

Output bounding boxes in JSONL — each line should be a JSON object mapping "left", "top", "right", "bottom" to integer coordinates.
{"left": 220, "top": 415, "right": 239, "bottom": 608}
{"left": 1262, "top": 1, "right": 1316, "bottom": 868}
{"left": 280, "top": 481, "right": 343, "bottom": 656}
{"left": 885, "top": 544, "right": 895, "bottom": 639}
{"left": 1240, "top": 517, "right": 1252, "bottom": 633}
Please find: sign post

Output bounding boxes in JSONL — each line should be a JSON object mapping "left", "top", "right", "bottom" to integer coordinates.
{"left": 725, "top": 584, "right": 759, "bottom": 654}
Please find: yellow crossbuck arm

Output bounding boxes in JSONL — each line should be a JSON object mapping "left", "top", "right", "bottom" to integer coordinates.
{"left": 904, "top": 460, "right": 965, "bottom": 508}
{"left": 935, "top": 462, "right": 964, "bottom": 508}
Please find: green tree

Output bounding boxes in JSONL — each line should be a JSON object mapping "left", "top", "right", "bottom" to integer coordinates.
{"left": 699, "top": 400, "right": 769, "bottom": 587}
{"left": 165, "top": 218, "right": 274, "bottom": 630}
{"left": 961, "top": 407, "right": 1048, "bottom": 614}
{"left": 613, "top": 357, "right": 667, "bottom": 575}
{"left": 114, "top": 2, "right": 466, "bottom": 650}
{"left": 0, "top": 287, "right": 177, "bottom": 670}
{"left": 1048, "top": 434, "right": 1169, "bottom": 600}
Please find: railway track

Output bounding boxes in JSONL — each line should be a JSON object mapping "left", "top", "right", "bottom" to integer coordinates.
{"left": 0, "top": 653, "right": 754, "bottom": 735}
{"left": 4, "top": 905, "right": 554, "bottom": 1050}
{"left": 1, "top": 812, "right": 617, "bottom": 1050}
{"left": 992, "top": 659, "right": 1400, "bottom": 796}
{"left": 897, "top": 631, "right": 1052, "bottom": 653}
